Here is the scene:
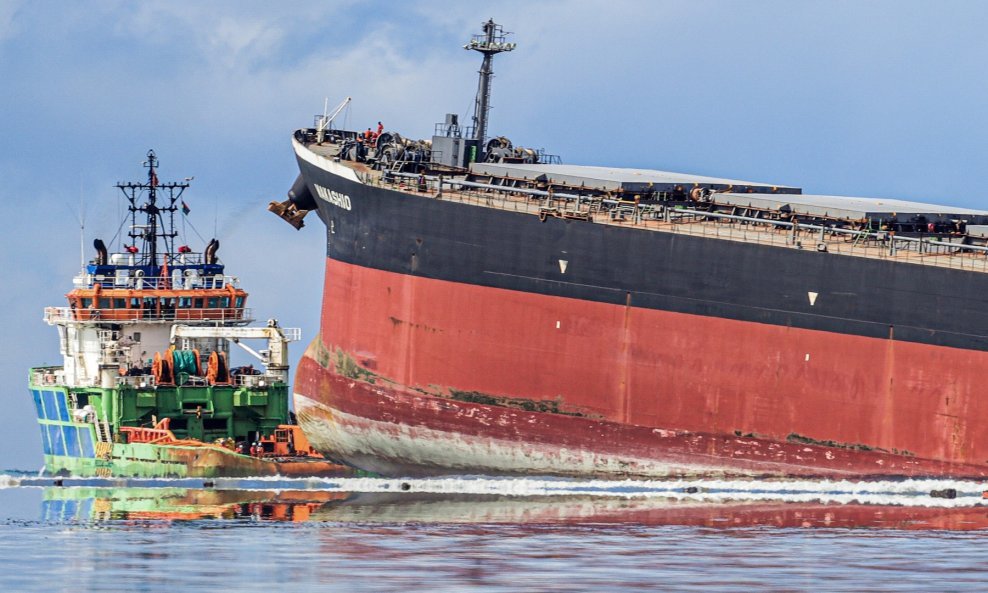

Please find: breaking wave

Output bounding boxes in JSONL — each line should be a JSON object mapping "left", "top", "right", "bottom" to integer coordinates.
{"left": 13, "top": 474, "right": 988, "bottom": 507}
{"left": 213, "top": 475, "right": 988, "bottom": 508}
{"left": 7, "top": 470, "right": 987, "bottom": 508}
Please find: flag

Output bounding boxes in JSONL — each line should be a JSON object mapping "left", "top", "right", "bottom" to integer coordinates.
{"left": 181, "top": 201, "right": 190, "bottom": 215}
{"left": 150, "top": 170, "right": 159, "bottom": 187}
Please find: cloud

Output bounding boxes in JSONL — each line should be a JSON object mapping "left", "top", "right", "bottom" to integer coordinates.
{"left": 112, "top": 3, "right": 294, "bottom": 69}
{"left": 0, "top": 0, "right": 22, "bottom": 43}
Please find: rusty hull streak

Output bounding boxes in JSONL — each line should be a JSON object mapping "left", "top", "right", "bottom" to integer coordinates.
{"left": 294, "top": 345, "right": 988, "bottom": 479}
{"left": 444, "top": 389, "right": 593, "bottom": 418}
{"left": 330, "top": 343, "right": 591, "bottom": 418}
{"left": 786, "top": 433, "right": 915, "bottom": 457}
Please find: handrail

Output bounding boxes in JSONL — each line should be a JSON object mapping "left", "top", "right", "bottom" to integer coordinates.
{"left": 116, "top": 371, "right": 281, "bottom": 388}
{"left": 667, "top": 207, "right": 988, "bottom": 254}
{"left": 309, "top": 139, "right": 988, "bottom": 274}
{"left": 30, "top": 368, "right": 64, "bottom": 386}
{"left": 120, "top": 418, "right": 177, "bottom": 444}
{"left": 44, "top": 306, "right": 254, "bottom": 324}
{"left": 119, "top": 425, "right": 178, "bottom": 444}
{"left": 76, "top": 273, "right": 242, "bottom": 290}
{"left": 376, "top": 174, "right": 988, "bottom": 274}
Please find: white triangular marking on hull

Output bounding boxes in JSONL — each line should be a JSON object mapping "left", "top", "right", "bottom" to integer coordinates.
{"left": 559, "top": 259, "right": 568, "bottom": 274}
{"left": 808, "top": 291, "right": 818, "bottom": 306}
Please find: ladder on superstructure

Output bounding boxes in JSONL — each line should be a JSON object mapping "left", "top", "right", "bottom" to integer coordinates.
{"left": 93, "top": 416, "right": 112, "bottom": 443}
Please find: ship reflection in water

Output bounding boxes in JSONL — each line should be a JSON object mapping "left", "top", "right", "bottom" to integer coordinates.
{"left": 8, "top": 478, "right": 988, "bottom": 591}
{"left": 39, "top": 479, "right": 988, "bottom": 531}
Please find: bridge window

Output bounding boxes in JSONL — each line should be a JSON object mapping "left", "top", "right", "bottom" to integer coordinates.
{"left": 220, "top": 296, "right": 230, "bottom": 308}
{"left": 178, "top": 297, "right": 192, "bottom": 308}
{"left": 194, "top": 298, "right": 204, "bottom": 308}
{"left": 114, "top": 298, "right": 127, "bottom": 308}
{"left": 99, "top": 298, "right": 111, "bottom": 309}
{"left": 203, "top": 418, "right": 227, "bottom": 431}
{"left": 208, "top": 297, "right": 219, "bottom": 308}
{"left": 235, "top": 296, "right": 244, "bottom": 308}
{"left": 81, "top": 298, "right": 92, "bottom": 308}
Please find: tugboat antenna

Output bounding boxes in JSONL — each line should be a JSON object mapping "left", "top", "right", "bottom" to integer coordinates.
{"left": 78, "top": 184, "right": 86, "bottom": 272}
{"left": 146, "top": 150, "right": 160, "bottom": 267}
{"left": 465, "top": 19, "right": 515, "bottom": 161}
{"left": 116, "top": 149, "right": 189, "bottom": 270}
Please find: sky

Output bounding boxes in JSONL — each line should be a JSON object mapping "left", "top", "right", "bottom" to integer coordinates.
{"left": 2, "top": 0, "right": 987, "bottom": 470}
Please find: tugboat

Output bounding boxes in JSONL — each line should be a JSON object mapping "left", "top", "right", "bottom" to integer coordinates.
{"left": 29, "top": 150, "right": 349, "bottom": 478}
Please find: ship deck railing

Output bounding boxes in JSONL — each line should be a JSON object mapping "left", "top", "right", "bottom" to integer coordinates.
{"left": 117, "top": 374, "right": 158, "bottom": 388}
{"left": 31, "top": 367, "right": 65, "bottom": 387}
{"left": 363, "top": 168, "right": 988, "bottom": 274}
{"left": 30, "top": 368, "right": 280, "bottom": 390}
{"left": 44, "top": 306, "right": 254, "bottom": 325}
{"left": 75, "top": 272, "right": 241, "bottom": 291}
{"left": 117, "top": 373, "right": 280, "bottom": 389}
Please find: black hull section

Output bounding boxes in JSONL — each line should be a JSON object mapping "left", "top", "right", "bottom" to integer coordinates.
{"left": 298, "top": 155, "right": 988, "bottom": 353}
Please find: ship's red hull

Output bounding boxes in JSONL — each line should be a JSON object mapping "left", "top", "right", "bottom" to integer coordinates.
{"left": 293, "top": 258, "right": 988, "bottom": 478}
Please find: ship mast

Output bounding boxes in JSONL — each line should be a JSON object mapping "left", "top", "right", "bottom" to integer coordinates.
{"left": 116, "top": 149, "right": 189, "bottom": 270}
{"left": 465, "top": 19, "right": 515, "bottom": 161}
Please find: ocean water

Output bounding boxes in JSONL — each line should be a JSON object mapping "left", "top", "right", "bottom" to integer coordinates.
{"left": 3, "top": 473, "right": 988, "bottom": 592}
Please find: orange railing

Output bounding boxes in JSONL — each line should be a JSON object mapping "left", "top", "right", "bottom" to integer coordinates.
{"left": 45, "top": 306, "right": 253, "bottom": 324}
{"left": 119, "top": 418, "right": 177, "bottom": 444}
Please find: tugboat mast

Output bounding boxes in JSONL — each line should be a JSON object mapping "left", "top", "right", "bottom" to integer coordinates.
{"left": 465, "top": 19, "right": 515, "bottom": 161}
{"left": 116, "top": 149, "right": 189, "bottom": 268}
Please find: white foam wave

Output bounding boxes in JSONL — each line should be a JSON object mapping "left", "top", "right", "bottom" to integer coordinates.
{"left": 207, "top": 475, "right": 988, "bottom": 508}
{"left": 8, "top": 472, "right": 988, "bottom": 508}
{"left": 0, "top": 474, "right": 21, "bottom": 489}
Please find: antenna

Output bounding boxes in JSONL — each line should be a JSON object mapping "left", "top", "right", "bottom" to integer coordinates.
{"left": 465, "top": 19, "right": 515, "bottom": 160}
{"left": 78, "top": 179, "right": 86, "bottom": 272}
{"left": 115, "top": 149, "right": 190, "bottom": 273}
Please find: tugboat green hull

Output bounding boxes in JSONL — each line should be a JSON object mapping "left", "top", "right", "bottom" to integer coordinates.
{"left": 30, "top": 373, "right": 349, "bottom": 479}
{"left": 41, "top": 442, "right": 347, "bottom": 479}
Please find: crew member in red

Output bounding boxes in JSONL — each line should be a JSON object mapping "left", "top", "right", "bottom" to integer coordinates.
{"left": 377, "top": 121, "right": 384, "bottom": 135}
{"left": 364, "top": 128, "right": 373, "bottom": 141}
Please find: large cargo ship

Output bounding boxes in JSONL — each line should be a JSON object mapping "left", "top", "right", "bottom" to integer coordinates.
{"left": 30, "top": 150, "right": 348, "bottom": 478}
{"left": 272, "top": 20, "right": 988, "bottom": 479}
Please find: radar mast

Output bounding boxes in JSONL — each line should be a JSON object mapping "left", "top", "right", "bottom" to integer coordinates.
{"left": 465, "top": 19, "right": 515, "bottom": 161}
{"left": 116, "top": 149, "right": 189, "bottom": 269}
